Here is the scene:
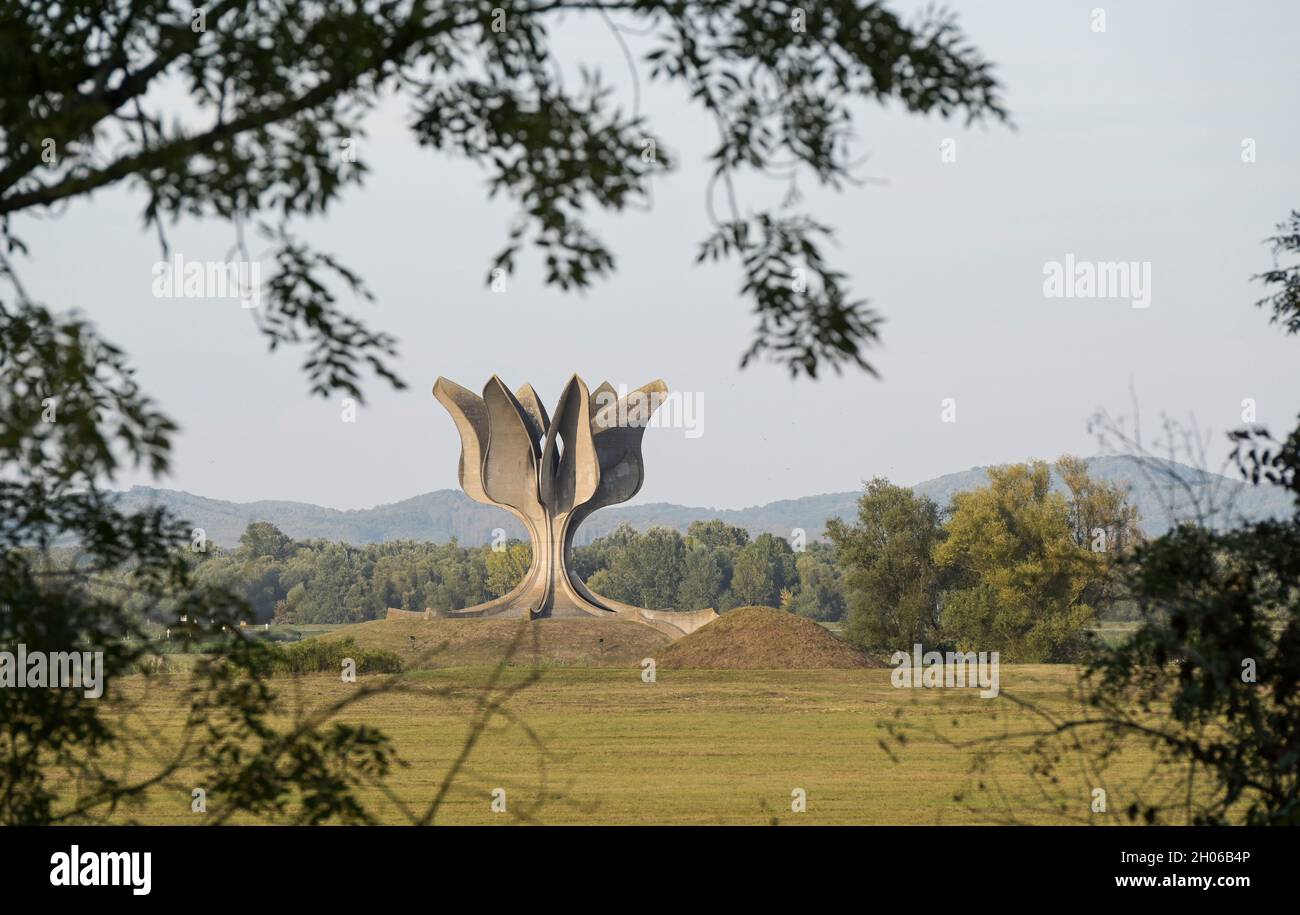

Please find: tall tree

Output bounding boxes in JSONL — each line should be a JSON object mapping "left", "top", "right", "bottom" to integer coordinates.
{"left": 730, "top": 533, "right": 797, "bottom": 608}
{"left": 238, "top": 521, "right": 293, "bottom": 561}
{"left": 826, "top": 478, "right": 943, "bottom": 648}
{"left": 588, "top": 527, "right": 686, "bottom": 610}
{"left": 676, "top": 545, "right": 728, "bottom": 612}
{"left": 1056, "top": 456, "right": 1141, "bottom": 552}
{"left": 935, "top": 459, "right": 1131, "bottom": 662}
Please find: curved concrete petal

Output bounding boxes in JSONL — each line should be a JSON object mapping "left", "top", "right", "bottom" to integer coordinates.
{"left": 540, "top": 375, "right": 599, "bottom": 514}
{"left": 593, "top": 379, "right": 667, "bottom": 432}
{"left": 481, "top": 375, "right": 543, "bottom": 517}
{"left": 589, "top": 380, "right": 617, "bottom": 420}
{"left": 432, "top": 377, "right": 492, "bottom": 505}
{"left": 513, "top": 383, "right": 549, "bottom": 459}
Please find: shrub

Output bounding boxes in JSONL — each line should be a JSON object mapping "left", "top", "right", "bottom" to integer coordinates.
{"left": 260, "top": 637, "right": 403, "bottom": 675}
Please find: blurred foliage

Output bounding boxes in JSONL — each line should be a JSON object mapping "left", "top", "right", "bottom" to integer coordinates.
{"left": 1069, "top": 211, "right": 1300, "bottom": 824}
{"left": 255, "top": 636, "right": 403, "bottom": 676}
{"left": 0, "top": 0, "right": 1007, "bottom": 379}
{"left": 898, "top": 211, "right": 1300, "bottom": 826}
{"left": 0, "top": 287, "right": 400, "bottom": 823}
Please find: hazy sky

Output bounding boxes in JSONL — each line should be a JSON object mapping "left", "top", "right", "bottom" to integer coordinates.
{"left": 14, "top": 0, "right": 1300, "bottom": 510}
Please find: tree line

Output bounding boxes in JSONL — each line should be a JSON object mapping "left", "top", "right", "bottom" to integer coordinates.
{"left": 91, "top": 517, "right": 845, "bottom": 627}
{"left": 829, "top": 455, "right": 1140, "bottom": 662}
{"left": 88, "top": 454, "right": 1138, "bottom": 662}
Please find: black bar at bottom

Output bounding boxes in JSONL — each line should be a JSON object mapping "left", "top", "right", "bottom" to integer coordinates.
{"left": 0, "top": 825, "right": 1275, "bottom": 901}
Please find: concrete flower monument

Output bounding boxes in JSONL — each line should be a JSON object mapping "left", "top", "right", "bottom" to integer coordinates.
{"left": 418, "top": 374, "right": 716, "bottom": 637}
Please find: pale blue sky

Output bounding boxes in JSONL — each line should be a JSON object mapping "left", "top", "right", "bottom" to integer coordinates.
{"left": 13, "top": 0, "right": 1300, "bottom": 510}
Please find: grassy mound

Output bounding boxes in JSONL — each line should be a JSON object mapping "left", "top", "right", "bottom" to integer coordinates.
{"left": 316, "top": 617, "right": 672, "bottom": 669}
{"left": 657, "top": 606, "right": 878, "bottom": 670}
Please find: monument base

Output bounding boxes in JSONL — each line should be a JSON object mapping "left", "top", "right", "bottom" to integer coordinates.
{"left": 387, "top": 580, "right": 718, "bottom": 638}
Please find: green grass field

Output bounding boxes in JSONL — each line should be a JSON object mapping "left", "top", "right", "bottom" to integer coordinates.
{"left": 92, "top": 662, "right": 1166, "bottom": 825}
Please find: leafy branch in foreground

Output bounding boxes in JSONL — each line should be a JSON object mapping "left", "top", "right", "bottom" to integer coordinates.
{"left": 1, "top": 0, "right": 1007, "bottom": 380}
{"left": 879, "top": 209, "right": 1300, "bottom": 826}
{"left": 1254, "top": 209, "right": 1300, "bottom": 334}
{"left": 0, "top": 292, "right": 553, "bottom": 824}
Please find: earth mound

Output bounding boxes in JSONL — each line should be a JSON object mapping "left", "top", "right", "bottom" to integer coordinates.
{"left": 657, "top": 606, "right": 879, "bottom": 669}
{"left": 319, "top": 617, "right": 671, "bottom": 668}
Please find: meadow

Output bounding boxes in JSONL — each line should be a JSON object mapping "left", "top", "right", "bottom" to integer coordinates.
{"left": 92, "top": 661, "right": 1168, "bottom": 825}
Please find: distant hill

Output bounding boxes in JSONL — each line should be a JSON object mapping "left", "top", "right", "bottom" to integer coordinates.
{"left": 112, "top": 456, "right": 1293, "bottom": 550}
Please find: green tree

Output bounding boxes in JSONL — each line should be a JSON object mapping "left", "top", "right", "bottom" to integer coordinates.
{"left": 238, "top": 521, "right": 293, "bottom": 561}
{"left": 730, "top": 533, "right": 797, "bottom": 608}
{"left": 786, "top": 544, "right": 845, "bottom": 622}
{"left": 686, "top": 520, "right": 751, "bottom": 552}
{"left": 676, "top": 545, "right": 728, "bottom": 612}
{"left": 684, "top": 520, "right": 750, "bottom": 608}
{"left": 826, "top": 478, "right": 943, "bottom": 648}
{"left": 236, "top": 554, "right": 284, "bottom": 622}
{"left": 485, "top": 542, "right": 532, "bottom": 599}
{"left": 935, "top": 460, "right": 1121, "bottom": 662}
{"left": 590, "top": 527, "right": 686, "bottom": 610}
{"left": 571, "top": 523, "right": 639, "bottom": 582}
